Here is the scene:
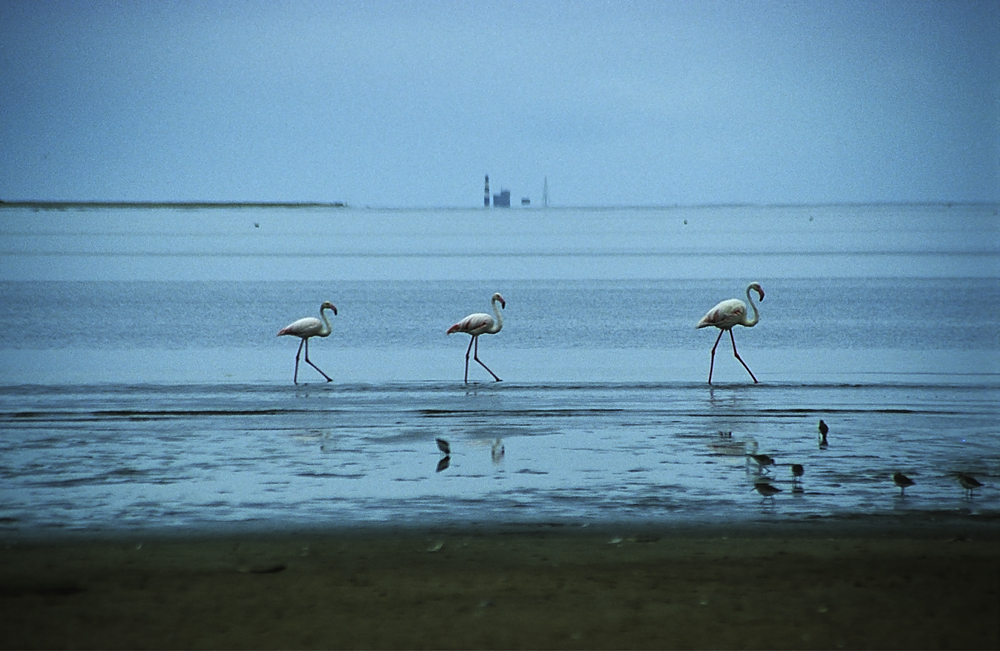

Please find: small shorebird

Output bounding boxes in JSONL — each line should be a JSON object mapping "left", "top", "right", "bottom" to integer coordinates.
{"left": 752, "top": 481, "right": 781, "bottom": 500}
{"left": 893, "top": 472, "right": 915, "bottom": 496}
{"left": 751, "top": 453, "right": 775, "bottom": 472}
{"left": 491, "top": 438, "right": 505, "bottom": 463}
{"left": 748, "top": 441, "right": 774, "bottom": 471}
{"left": 956, "top": 473, "right": 984, "bottom": 498}
{"left": 435, "top": 438, "right": 451, "bottom": 455}
{"left": 818, "top": 420, "right": 829, "bottom": 447}
{"left": 791, "top": 464, "right": 804, "bottom": 481}
{"left": 747, "top": 441, "right": 774, "bottom": 472}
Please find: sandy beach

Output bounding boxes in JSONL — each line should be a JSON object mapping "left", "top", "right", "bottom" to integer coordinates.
{"left": 2, "top": 523, "right": 998, "bottom": 650}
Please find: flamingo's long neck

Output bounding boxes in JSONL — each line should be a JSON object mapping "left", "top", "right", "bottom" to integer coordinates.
{"left": 744, "top": 285, "right": 761, "bottom": 327}
{"left": 490, "top": 297, "right": 504, "bottom": 333}
{"left": 318, "top": 306, "right": 333, "bottom": 337}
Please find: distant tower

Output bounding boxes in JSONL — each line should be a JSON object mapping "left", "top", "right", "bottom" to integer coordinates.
{"left": 484, "top": 175, "right": 490, "bottom": 207}
{"left": 543, "top": 176, "right": 549, "bottom": 208}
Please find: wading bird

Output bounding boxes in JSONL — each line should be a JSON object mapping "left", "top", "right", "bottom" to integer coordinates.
{"left": 748, "top": 441, "right": 775, "bottom": 472}
{"left": 753, "top": 481, "right": 781, "bottom": 500}
{"left": 791, "top": 464, "right": 805, "bottom": 481}
{"left": 750, "top": 453, "right": 775, "bottom": 472}
{"left": 893, "top": 472, "right": 915, "bottom": 496}
{"left": 956, "top": 472, "right": 984, "bottom": 498}
{"left": 697, "top": 282, "right": 764, "bottom": 384}
{"left": 277, "top": 301, "right": 337, "bottom": 384}
{"left": 447, "top": 293, "right": 505, "bottom": 383}
{"left": 818, "top": 420, "right": 829, "bottom": 447}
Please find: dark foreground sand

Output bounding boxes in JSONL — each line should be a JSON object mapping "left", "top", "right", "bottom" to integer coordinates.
{"left": 2, "top": 524, "right": 998, "bottom": 649}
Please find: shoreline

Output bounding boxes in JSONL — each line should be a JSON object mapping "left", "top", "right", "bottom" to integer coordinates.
{"left": 4, "top": 508, "right": 1000, "bottom": 544}
{"left": 3, "top": 520, "right": 998, "bottom": 649}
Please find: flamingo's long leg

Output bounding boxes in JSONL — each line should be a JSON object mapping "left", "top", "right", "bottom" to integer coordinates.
{"left": 293, "top": 338, "right": 306, "bottom": 384}
{"left": 303, "top": 338, "right": 333, "bottom": 382}
{"left": 463, "top": 336, "right": 476, "bottom": 383}
{"left": 708, "top": 329, "right": 725, "bottom": 384}
{"left": 729, "top": 329, "right": 758, "bottom": 383}
{"left": 472, "top": 337, "right": 502, "bottom": 382}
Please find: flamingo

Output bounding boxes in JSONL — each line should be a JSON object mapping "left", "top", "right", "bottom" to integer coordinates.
{"left": 277, "top": 301, "right": 337, "bottom": 384}
{"left": 447, "top": 292, "right": 505, "bottom": 383}
{"left": 697, "top": 282, "right": 764, "bottom": 384}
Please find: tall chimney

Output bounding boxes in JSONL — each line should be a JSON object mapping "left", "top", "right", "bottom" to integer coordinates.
{"left": 484, "top": 175, "right": 490, "bottom": 207}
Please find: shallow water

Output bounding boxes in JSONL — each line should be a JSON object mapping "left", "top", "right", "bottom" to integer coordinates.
{"left": 0, "top": 380, "right": 997, "bottom": 535}
{"left": 0, "top": 203, "right": 997, "bottom": 537}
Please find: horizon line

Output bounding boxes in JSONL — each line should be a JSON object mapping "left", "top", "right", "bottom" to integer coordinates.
{"left": 1, "top": 199, "right": 997, "bottom": 211}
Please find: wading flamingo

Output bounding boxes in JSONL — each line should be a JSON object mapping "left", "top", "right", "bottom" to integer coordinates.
{"left": 447, "top": 293, "right": 505, "bottom": 383}
{"left": 697, "top": 282, "right": 764, "bottom": 384}
{"left": 277, "top": 301, "right": 337, "bottom": 384}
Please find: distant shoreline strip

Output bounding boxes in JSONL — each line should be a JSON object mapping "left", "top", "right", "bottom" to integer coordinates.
{"left": 0, "top": 201, "right": 348, "bottom": 210}
{"left": 0, "top": 200, "right": 996, "bottom": 211}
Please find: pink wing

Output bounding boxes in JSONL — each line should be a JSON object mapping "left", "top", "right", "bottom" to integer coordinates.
{"left": 447, "top": 313, "right": 494, "bottom": 335}
{"left": 278, "top": 316, "right": 323, "bottom": 338}
{"left": 697, "top": 300, "right": 745, "bottom": 329}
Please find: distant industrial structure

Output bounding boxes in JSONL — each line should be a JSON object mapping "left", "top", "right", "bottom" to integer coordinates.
{"left": 483, "top": 174, "right": 530, "bottom": 208}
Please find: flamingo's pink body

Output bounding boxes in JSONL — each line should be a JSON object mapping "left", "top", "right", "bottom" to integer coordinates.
{"left": 447, "top": 293, "right": 505, "bottom": 383}
{"left": 277, "top": 301, "right": 337, "bottom": 384}
{"left": 697, "top": 282, "right": 764, "bottom": 384}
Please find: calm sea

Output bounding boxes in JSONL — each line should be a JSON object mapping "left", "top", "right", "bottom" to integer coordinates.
{"left": 0, "top": 203, "right": 998, "bottom": 537}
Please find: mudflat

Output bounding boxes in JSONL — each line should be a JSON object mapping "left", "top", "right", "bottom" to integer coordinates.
{"left": 1, "top": 526, "right": 998, "bottom": 649}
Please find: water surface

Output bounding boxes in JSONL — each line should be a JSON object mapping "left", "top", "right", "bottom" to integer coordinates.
{"left": 1, "top": 203, "right": 997, "bottom": 537}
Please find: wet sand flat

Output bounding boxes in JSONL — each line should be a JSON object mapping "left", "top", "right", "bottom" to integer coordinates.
{"left": 1, "top": 527, "right": 998, "bottom": 649}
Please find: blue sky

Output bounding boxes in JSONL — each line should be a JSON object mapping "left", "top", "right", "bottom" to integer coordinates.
{"left": 1, "top": 0, "right": 997, "bottom": 207}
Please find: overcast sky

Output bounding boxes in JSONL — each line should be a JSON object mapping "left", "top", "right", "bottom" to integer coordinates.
{"left": 1, "top": 0, "right": 997, "bottom": 207}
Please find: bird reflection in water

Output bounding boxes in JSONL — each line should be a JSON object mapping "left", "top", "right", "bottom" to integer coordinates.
{"left": 435, "top": 438, "right": 451, "bottom": 472}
